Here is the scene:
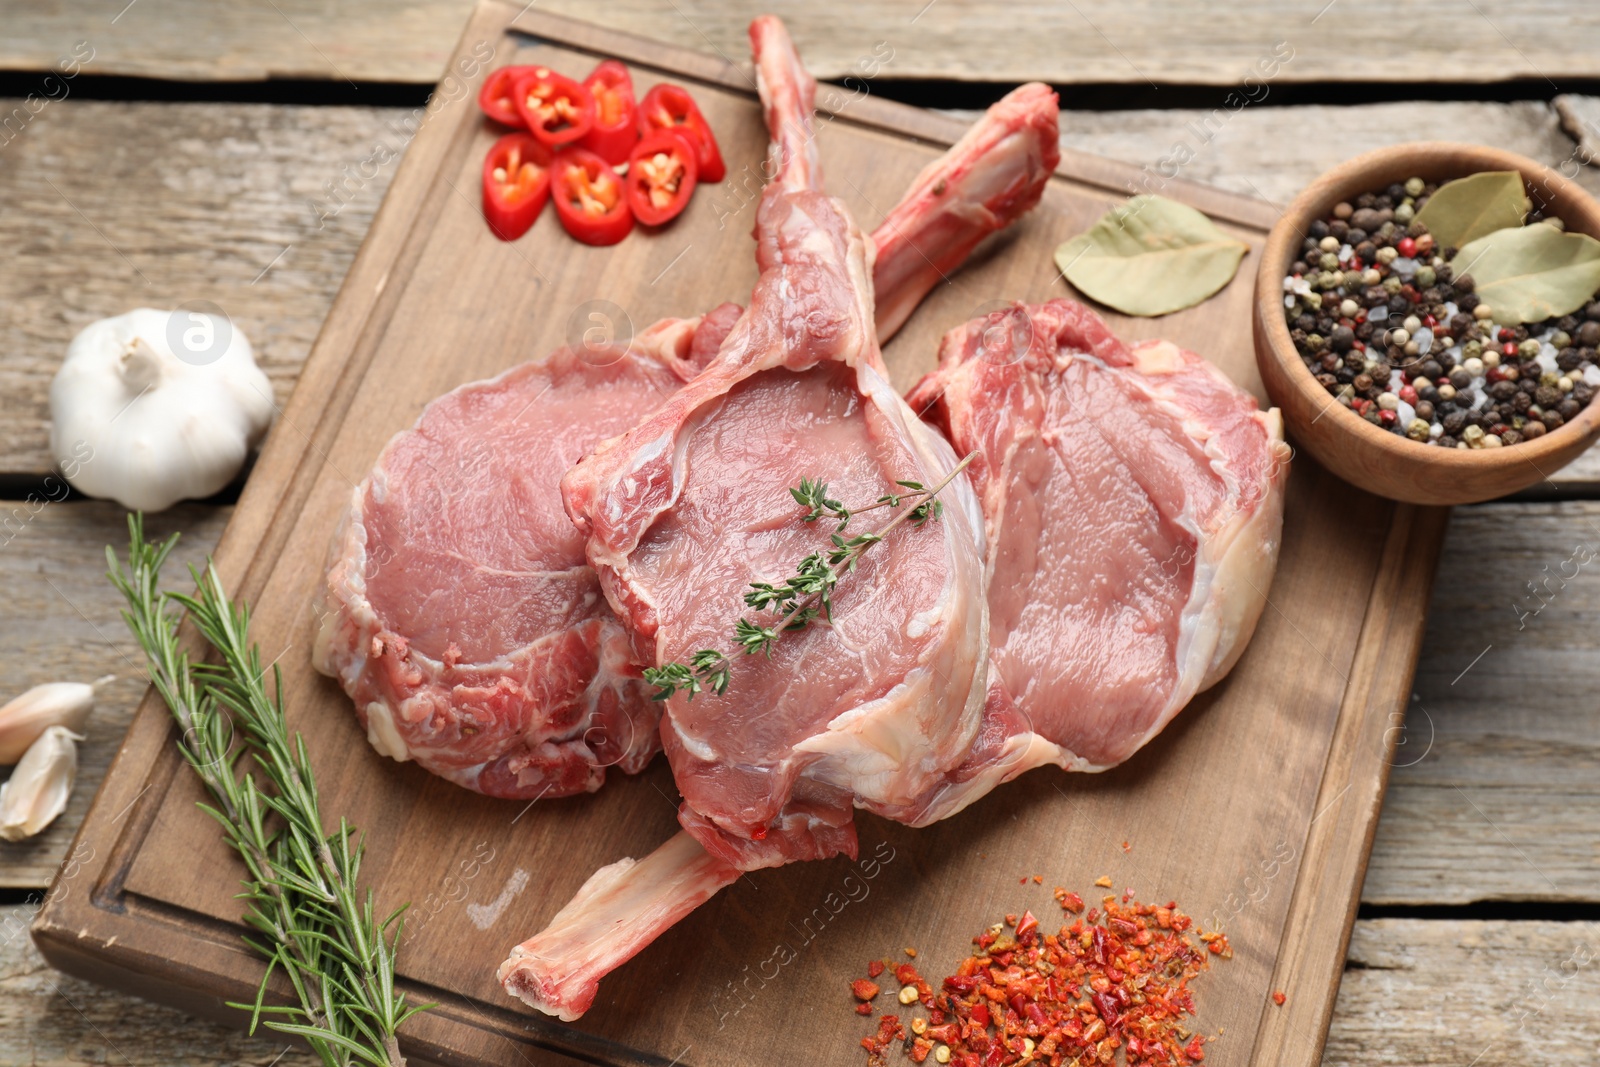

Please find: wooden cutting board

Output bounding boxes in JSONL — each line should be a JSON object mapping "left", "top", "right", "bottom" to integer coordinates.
{"left": 34, "top": 5, "right": 1447, "bottom": 1066}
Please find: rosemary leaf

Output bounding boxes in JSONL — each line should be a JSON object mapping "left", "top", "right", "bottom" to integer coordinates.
{"left": 107, "top": 514, "right": 427, "bottom": 1067}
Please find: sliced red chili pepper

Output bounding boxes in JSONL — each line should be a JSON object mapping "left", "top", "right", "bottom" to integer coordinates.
{"left": 513, "top": 68, "right": 596, "bottom": 147}
{"left": 624, "top": 129, "right": 697, "bottom": 226}
{"left": 550, "top": 147, "right": 634, "bottom": 246}
{"left": 481, "top": 133, "right": 551, "bottom": 241}
{"left": 579, "top": 59, "right": 638, "bottom": 165}
{"left": 639, "top": 82, "right": 725, "bottom": 183}
{"left": 478, "top": 65, "right": 535, "bottom": 128}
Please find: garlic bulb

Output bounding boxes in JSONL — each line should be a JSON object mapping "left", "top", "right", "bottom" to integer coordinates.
{"left": 0, "top": 676, "right": 108, "bottom": 763}
{"left": 0, "top": 725, "right": 82, "bottom": 841}
{"left": 49, "top": 308, "right": 275, "bottom": 512}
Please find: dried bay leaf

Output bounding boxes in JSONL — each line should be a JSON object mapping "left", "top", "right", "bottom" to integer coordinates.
{"left": 1413, "top": 171, "right": 1530, "bottom": 249}
{"left": 1452, "top": 224, "right": 1600, "bottom": 325}
{"left": 1054, "top": 195, "right": 1249, "bottom": 317}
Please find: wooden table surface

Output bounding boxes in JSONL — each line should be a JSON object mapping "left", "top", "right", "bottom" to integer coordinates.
{"left": 2, "top": 2, "right": 1598, "bottom": 1064}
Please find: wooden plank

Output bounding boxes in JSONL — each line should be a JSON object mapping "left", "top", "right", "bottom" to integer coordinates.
{"left": 0, "top": 503, "right": 230, "bottom": 889}
{"left": 0, "top": 99, "right": 397, "bottom": 479}
{"left": 1251, "top": 503, "right": 1448, "bottom": 1067}
{"left": 11, "top": 909, "right": 1598, "bottom": 1067}
{"left": 1362, "top": 500, "right": 1600, "bottom": 905}
{"left": 1555, "top": 94, "right": 1600, "bottom": 161}
{"left": 4, "top": 0, "right": 1600, "bottom": 87}
{"left": 27, "top": 7, "right": 1437, "bottom": 1067}
{"left": 1327, "top": 919, "right": 1600, "bottom": 1066}
{"left": 0, "top": 906, "right": 315, "bottom": 1067}
{"left": 4, "top": 96, "right": 1598, "bottom": 480}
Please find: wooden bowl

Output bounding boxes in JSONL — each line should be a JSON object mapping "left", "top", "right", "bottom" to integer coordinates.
{"left": 1253, "top": 142, "right": 1600, "bottom": 505}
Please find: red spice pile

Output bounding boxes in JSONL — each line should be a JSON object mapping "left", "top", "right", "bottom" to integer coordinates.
{"left": 853, "top": 886, "right": 1229, "bottom": 1067}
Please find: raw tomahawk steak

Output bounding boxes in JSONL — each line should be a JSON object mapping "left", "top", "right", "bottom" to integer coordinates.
{"left": 497, "top": 25, "right": 1287, "bottom": 1018}
{"left": 499, "top": 17, "right": 990, "bottom": 1018}
{"left": 312, "top": 84, "right": 1061, "bottom": 799}
{"left": 899, "top": 299, "right": 1289, "bottom": 822}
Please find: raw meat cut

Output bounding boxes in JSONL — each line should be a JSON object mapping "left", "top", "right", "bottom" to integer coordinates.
{"left": 898, "top": 299, "right": 1289, "bottom": 822}
{"left": 872, "top": 81, "right": 1059, "bottom": 342}
{"left": 500, "top": 16, "right": 990, "bottom": 1017}
{"left": 312, "top": 81, "right": 1062, "bottom": 799}
{"left": 312, "top": 319, "right": 712, "bottom": 798}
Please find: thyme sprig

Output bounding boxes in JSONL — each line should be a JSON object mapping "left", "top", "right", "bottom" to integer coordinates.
{"left": 791, "top": 476, "right": 947, "bottom": 531}
{"left": 644, "top": 451, "right": 976, "bottom": 699}
{"left": 107, "top": 515, "right": 428, "bottom": 1067}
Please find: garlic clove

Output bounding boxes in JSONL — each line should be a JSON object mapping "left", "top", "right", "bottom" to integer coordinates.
{"left": 0, "top": 725, "right": 83, "bottom": 841}
{"left": 0, "top": 676, "right": 108, "bottom": 764}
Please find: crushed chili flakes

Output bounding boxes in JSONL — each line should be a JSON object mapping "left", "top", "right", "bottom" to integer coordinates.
{"left": 853, "top": 978, "right": 882, "bottom": 1001}
{"left": 1271, "top": 990, "right": 1287, "bottom": 1006}
{"left": 861, "top": 1014, "right": 906, "bottom": 1067}
{"left": 1122, "top": 841, "right": 1132, "bottom": 852}
{"left": 1094, "top": 875, "right": 1114, "bottom": 888}
{"left": 869, "top": 960, "right": 887, "bottom": 979}
{"left": 906, "top": 947, "right": 919, "bottom": 958}
{"left": 1054, "top": 888, "right": 1085, "bottom": 913}
{"left": 852, "top": 888, "right": 1226, "bottom": 1067}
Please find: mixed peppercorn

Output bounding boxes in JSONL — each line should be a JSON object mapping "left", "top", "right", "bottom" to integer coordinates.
{"left": 852, "top": 885, "right": 1228, "bottom": 1067}
{"left": 1281, "top": 176, "right": 1600, "bottom": 449}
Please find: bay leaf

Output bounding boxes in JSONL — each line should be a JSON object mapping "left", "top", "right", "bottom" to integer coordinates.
{"left": 1452, "top": 224, "right": 1600, "bottom": 325}
{"left": 1054, "top": 195, "right": 1249, "bottom": 317}
{"left": 1413, "top": 170, "right": 1529, "bottom": 249}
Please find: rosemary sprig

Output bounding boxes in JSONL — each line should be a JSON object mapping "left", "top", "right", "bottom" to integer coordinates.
{"left": 645, "top": 451, "right": 977, "bottom": 698}
{"left": 107, "top": 514, "right": 428, "bottom": 1067}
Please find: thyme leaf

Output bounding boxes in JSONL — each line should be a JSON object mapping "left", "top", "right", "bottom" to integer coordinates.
{"left": 645, "top": 452, "right": 978, "bottom": 701}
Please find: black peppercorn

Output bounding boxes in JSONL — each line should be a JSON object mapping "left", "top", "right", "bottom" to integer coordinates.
{"left": 1449, "top": 368, "right": 1473, "bottom": 390}
{"left": 1558, "top": 347, "right": 1583, "bottom": 371}
{"left": 1438, "top": 435, "right": 1457, "bottom": 448}
{"left": 1502, "top": 429, "right": 1523, "bottom": 446}
{"left": 1414, "top": 400, "right": 1435, "bottom": 422}
{"left": 1420, "top": 359, "right": 1443, "bottom": 380}
{"left": 1459, "top": 293, "right": 1480, "bottom": 312}
{"left": 1574, "top": 382, "right": 1594, "bottom": 404}
{"left": 1585, "top": 301, "right": 1600, "bottom": 322}
{"left": 1578, "top": 321, "right": 1600, "bottom": 347}
{"left": 1443, "top": 411, "right": 1467, "bottom": 434}
{"left": 1309, "top": 219, "right": 1330, "bottom": 239}
{"left": 1389, "top": 295, "right": 1409, "bottom": 315}
{"left": 1536, "top": 385, "right": 1562, "bottom": 408}
{"left": 1512, "top": 391, "right": 1533, "bottom": 413}
{"left": 1316, "top": 373, "right": 1339, "bottom": 390}
{"left": 1524, "top": 420, "right": 1548, "bottom": 439}
{"left": 1544, "top": 410, "right": 1565, "bottom": 430}
{"left": 1489, "top": 380, "right": 1518, "bottom": 401}
{"left": 1353, "top": 373, "right": 1374, "bottom": 393}
{"left": 1560, "top": 398, "right": 1581, "bottom": 419}
{"left": 1329, "top": 326, "right": 1354, "bottom": 352}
